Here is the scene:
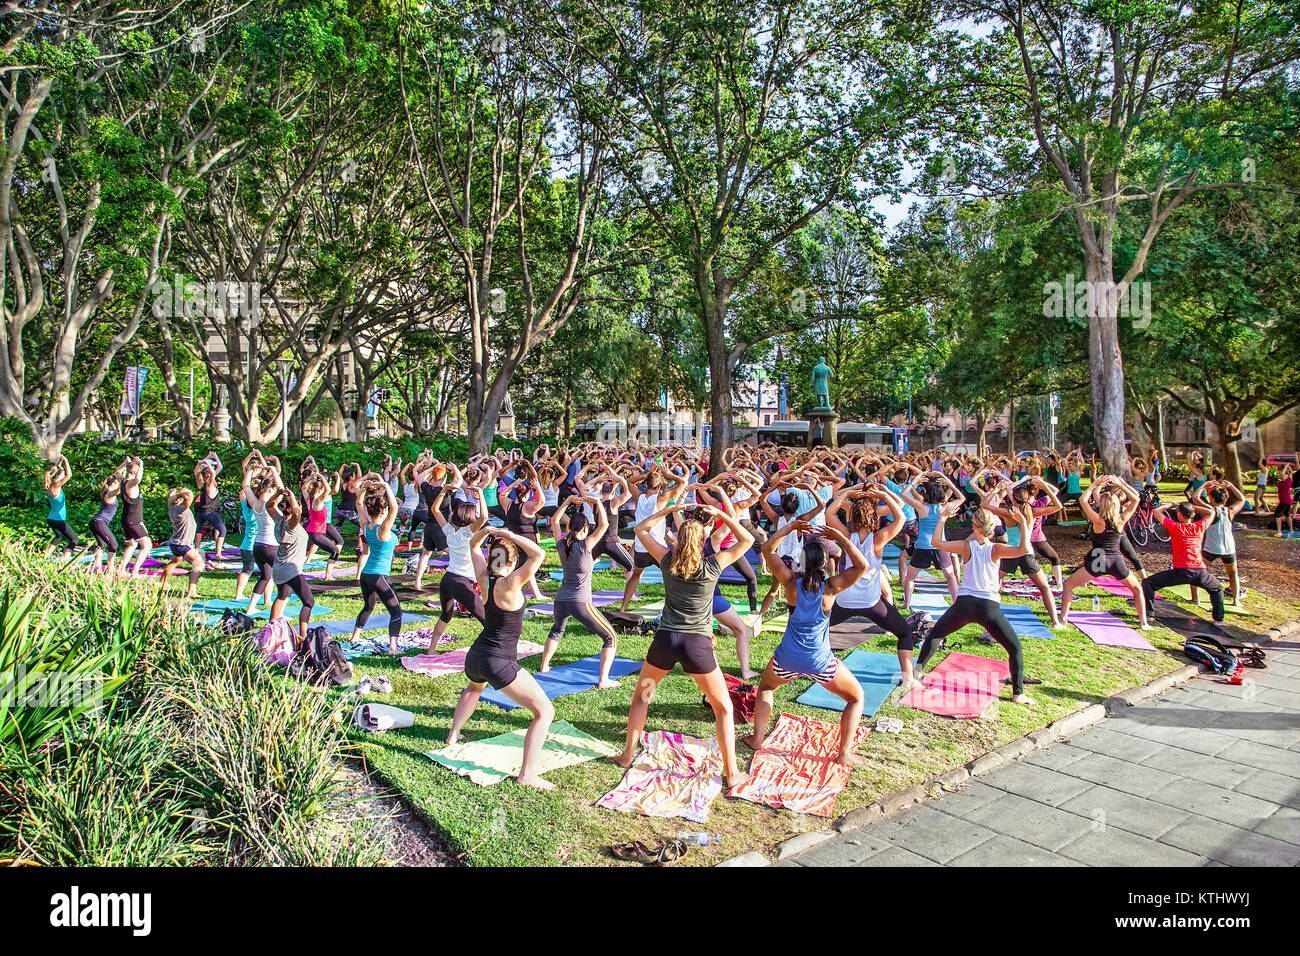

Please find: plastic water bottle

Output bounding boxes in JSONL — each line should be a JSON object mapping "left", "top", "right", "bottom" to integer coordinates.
{"left": 677, "top": 832, "right": 721, "bottom": 845}
{"left": 1092, "top": 595, "right": 1101, "bottom": 613}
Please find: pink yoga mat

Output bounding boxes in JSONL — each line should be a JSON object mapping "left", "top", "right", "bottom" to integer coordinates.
{"left": 1068, "top": 611, "right": 1155, "bottom": 650}
{"left": 401, "top": 640, "right": 543, "bottom": 677}
{"left": 900, "top": 652, "right": 1010, "bottom": 719}
{"left": 1091, "top": 576, "right": 1167, "bottom": 601}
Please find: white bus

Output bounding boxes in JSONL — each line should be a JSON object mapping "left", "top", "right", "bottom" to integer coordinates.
{"left": 755, "top": 420, "right": 898, "bottom": 452}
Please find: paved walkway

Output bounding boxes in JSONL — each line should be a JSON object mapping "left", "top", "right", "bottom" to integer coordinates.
{"left": 782, "top": 641, "right": 1300, "bottom": 867}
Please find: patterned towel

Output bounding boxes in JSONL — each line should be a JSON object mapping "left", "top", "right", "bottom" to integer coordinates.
{"left": 426, "top": 719, "right": 618, "bottom": 786}
{"left": 596, "top": 731, "right": 724, "bottom": 824}
{"left": 729, "top": 712, "right": 869, "bottom": 817}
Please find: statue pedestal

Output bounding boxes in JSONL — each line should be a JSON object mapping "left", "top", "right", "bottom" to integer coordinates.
{"left": 807, "top": 408, "right": 838, "bottom": 448}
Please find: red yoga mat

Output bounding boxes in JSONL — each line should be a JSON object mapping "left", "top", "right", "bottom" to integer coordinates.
{"left": 900, "top": 652, "right": 1011, "bottom": 719}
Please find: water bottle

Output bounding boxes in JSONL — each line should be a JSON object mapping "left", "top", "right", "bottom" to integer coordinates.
{"left": 1092, "top": 595, "right": 1101, "bottom": 613}
{"left": 677, "top": 832, "right": 721, "bottom": 845}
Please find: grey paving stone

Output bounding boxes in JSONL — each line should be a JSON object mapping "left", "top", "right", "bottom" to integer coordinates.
{"left": 1252, "top": 806, "right": 1300, "bottom": 845}
{"left": 1209, "top": 829, "right": 1300, "bottom": 866}
{"left": 946, "top": 832, "right": 1084, "bottom": 866}
{"left": 1057, "top": 827, "right": 1206, "bottom": 867}
{"left": 983, "top": 760, "right": 1097, "bottom": 807}
{"left": 1141, "top": 747, "right": 1258, "bottom": 790}
{"left": 1216, "top": 740, "right": 1300, "bottom": 777}
{"left": 869, "top": 803, "right": 998, "bottom": 864}
{"left": 1021, "top": 742, "right": 1091, "bottom": 771}
{"left": 1104, "top": 716, "right": 1237, "bottom": 756}
{"left": 855, "top": 845, "right": 941, "bottom": 867}
{"left": 1059, "top": 750, "right": 1182, "bottom": 798}
{"left": 1068, "top": 724, "right": 1166, "bottom": 763}
{"left": 1059, "top": 784, "right": 1192, "bottom": 839}
{"left": 1144, "top": 777, "right": 1280, "bottom": 828}
{"left": 1233, "top": 768, "right": 1300, "bottom": 806}
{"left": 1158, "top": 813, "right": 1254, "bottom": 857}
{"left": 955, "top": 790, "right": 1095, "bottom": 852}
{"left": 922, "top": 780, "right": 1008, "bottom": 816}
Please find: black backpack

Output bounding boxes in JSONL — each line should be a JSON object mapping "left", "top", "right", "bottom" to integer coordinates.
{"left": 600, "top": 608, "right": 654, "bottom": 636}
{"left": 219, "top": 608, "right": 257, "bottom": 637}
{"left": 290, "top": 626, "right": 355, "bottom": 686}
{"left": 1184, "top": 635, "right": 1240, "bottom": 676}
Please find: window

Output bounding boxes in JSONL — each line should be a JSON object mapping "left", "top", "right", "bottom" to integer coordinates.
{"left": 764, "top": 414, "right": 771, "bottom": 425}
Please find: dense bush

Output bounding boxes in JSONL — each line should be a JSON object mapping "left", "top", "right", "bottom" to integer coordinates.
{"left": 0, "top": 538, "right": 381, "bottom": 866}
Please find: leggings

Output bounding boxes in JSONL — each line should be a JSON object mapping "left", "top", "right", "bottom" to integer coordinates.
{"left": 547, "top": 598, "right": 617, "bottom": 648}
{"left": 488, "top": 504, "right": 508, "bottom": 523}
{"left": 358, "top": 573, "right": 402, "bottom": 636}
{"left": 307, "top": 529, "right": 342, "bottom": 560}
{"left": 591, "top": 534, "right": 633, "bottom": 572}
{"left": 275, "top": 574, "right": 315, "bottom": 623}
{"left": 89, "top": 517, "right": 118, "bottom": 553}
{"left": 250, "top": 543, "right": 277, "bottom": 597}
{"left": 729, "top": 555, "right": 759, "bottom": 611}
{"left": 830, "top": 598, "right": 913, "bottom": 651}
{"left": 48, "top": 518, "right": 79, "bottom": 550}
{"left": 197, "top": 511, "right": 227, "bottom": 539}
{"left": 438, "top": 571, "right": 486, "bottom": 623}
{"left": 917, "top": 595, "right": 1024, "bottom": 695}
{"left": 1031, "top": 539, "right": 1061, "bottom": 568}
{"left": 1118, "top": 533, "right": 1145, "bottom": 572}
{"left": 1144, "top": 567, "right": 1224, "bottom": 623}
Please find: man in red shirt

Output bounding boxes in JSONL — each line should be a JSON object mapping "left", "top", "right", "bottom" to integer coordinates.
{"left": 1142, "top": 501, "right": 1225, "bottom": 623}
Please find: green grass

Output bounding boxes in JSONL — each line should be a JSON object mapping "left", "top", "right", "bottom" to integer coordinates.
{"left": 156, "top": 532, "right": 1300, "bottom": 867}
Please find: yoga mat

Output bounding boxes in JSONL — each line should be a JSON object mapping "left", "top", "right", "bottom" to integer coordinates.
{"left": 1000, "top": 603, "right": 1056, "bottom": 639}
{"left": 316, "top": 612, "right": 429, "bottom": 636}
{"left": 1151, "top": 604, "right": 1234, "bottom": 642}
{"left": 900, "top": 652, "right": 1010, "bottom": 719}
{"left": 729, "top": 712, "right": 869, "bottom": 816}
{"left": 1162, "top": 584, "right": 1256, "bottom": 616}
{"left": 1058, "top": 520, "right": 1088, "bottom": 527}
{"left": 1089, "top": 575, "right": 1137, "bottom": 598}
{"left": 481, "top": 654, "right": 643, "bottom": 710}
{"left": 526, "top": 592, "right": 637, "bottom": 616}
{"left": 401, "top": 641, "right": 544, "bottom": 677}
{"left": 304, "top": 565, "right": 358, "bottom": 581}
{"left": 1000, "top": 579, "right": 1060, "bottom": 598}
{"left": 796, "top": 650, "right": 901, "bottom": 716}
{"left": 596, "top": 731, "right": 724, "bottom": 824}
{"left": 426, "top": 719, "right": 619, "bottom": 786}
{"left": 828, "top": 616, "right": 885, "bottom": 651}
{"left": 1067, "top": 610, "right": 1155, "bottom": 650}
{"left": 200, "top": 604, "right": 335, "bottom": 627}
{"left": 908, "top": 581, "right": 951, "bottom": 614}
{"left": 882, "top": 544, "right": 902, "bottom": 561}
{"left": 547, "top": 559, "right": 613, "bottom": 582}
{"left": 190, "top": 597, "right": 289, "bottom": 613}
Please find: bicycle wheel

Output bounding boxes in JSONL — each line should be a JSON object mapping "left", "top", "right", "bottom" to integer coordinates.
{"left": 1127, "top": 516, "right": 1149, "bottom": 548}
{"left": 1149, "top": 516, "right": 1170, "bottom": 543}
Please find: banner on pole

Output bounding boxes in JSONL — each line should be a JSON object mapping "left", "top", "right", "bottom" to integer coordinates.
{"left": 119, "top": 367, "right": 149, "bottom": 417}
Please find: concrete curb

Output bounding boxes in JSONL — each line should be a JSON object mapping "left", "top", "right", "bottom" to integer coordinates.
{"left": 714, "top": 617, "right": 1300, "bottom": 867}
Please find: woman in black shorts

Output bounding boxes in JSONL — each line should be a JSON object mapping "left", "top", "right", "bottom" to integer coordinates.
{"left": 1060, "top": 476, "right": 1150, "bottom": 628}
{"left": 422, "top": 470, "right": 490, "bottom": 650}
{"left": 118, "top": 456, "right": 153, "bottom": 577}
{"left": 193, "top": 454, "right": 226, "bottom": 560}
{"left": 613, "top": 501, "right": 754, "bottom": 790}
{"left": 446, "top": 528, "right": 556, "bottom": 790}
{"left": 501, "top": 458, "right": 546, "bottom": 600}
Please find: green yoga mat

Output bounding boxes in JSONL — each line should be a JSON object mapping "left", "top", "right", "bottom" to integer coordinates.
{"left": 1163, "top": 584, "right": 1255, "bottom": 616}
{"left": 426, "top": 719, "right": 618, "bottom": 786}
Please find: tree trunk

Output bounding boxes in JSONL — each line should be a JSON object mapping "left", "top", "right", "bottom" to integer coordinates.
{"left": 698, "top": 279, "right": 734, "bottom": 473}
{"left": 975, "top": 407, "right": 988, "bottom": 458}
{"left": 1005, "top": 398, "right": 1016, "bottom": 457}
{"left": 1085, "top": 252, "right": 1131, "bottom": 478}
{"left": 1212, "top": 410, "right": 1244, "bottom": 489}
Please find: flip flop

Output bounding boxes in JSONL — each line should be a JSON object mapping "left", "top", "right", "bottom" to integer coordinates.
{"left": 654, "top": 839, "right": 689, "bottom": 866}
{"left": 610, "top": 840, "right": 659, "bottom": 864}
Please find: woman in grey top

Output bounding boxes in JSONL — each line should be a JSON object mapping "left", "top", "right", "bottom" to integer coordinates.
{"left": 542, "top": 494, "right": 622, "bottom": 688}
{"left": 268, "top": 487, "right": 315, "bottom": 641}
{"left": 160, "top": 487, "right": 206, "bottom": 600}
{"left": 613, "top": 501, "right": 754, "bottom": 790}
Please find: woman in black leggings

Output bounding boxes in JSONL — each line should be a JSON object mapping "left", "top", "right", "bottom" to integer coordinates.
{"left": 422, "top": 469, "right": 489, "bottom": 651}
{"left": 447, "top": 528, "right": 555, "bottom": 790}
{"left": 501, "top": 459, "right": 545, "bottom": 600}
{"left": 576, "top": 465, "right": 634, "bottom": 572}
{"left": 352, "top": 477, "right": 404, "bottom": 653}
{"left": 542, "top": 494, "right": 623, "bottom": 686}
{"left": 1059, "top": 476, "right": 1150, "bottom": 628}
{"left": 89, "top": 461, "right": 128, "bottom": 576}
{"left": 914, "top": 497, "right": 1035, "bottom": 706}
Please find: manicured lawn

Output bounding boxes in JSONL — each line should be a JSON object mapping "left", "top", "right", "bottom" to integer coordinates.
{"left": 172, "top": 529, "right": 1300, "bottom": 867}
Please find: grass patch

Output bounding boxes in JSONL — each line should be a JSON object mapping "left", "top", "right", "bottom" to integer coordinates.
{"left": 159, "top": 533, "right": 1299, "bottom": 867}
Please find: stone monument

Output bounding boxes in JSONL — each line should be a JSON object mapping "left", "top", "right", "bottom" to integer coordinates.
{"left": 807, "top": 356, "right": 838, "bottom": 447}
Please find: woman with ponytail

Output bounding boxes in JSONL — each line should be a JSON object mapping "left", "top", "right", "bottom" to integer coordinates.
{"left": 745, "top": 520, "right": 872, "bottom": 765}
{"left": 613, "top": 502, "right": 754, "bottom": 789}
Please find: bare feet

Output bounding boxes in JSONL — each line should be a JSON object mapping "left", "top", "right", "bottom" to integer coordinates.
{"left": 539, "top": 663, "right": 551, "bottom": 673}
{"left": 597, "top": 678, "right": 622, "bottom": 689}
{"left": 836, "top": 751, "right": 867, "bottom": 768}
{"left": 898, "top": 677, "right": 925, "bottom": 694}
{"left": 741, "top": 668, "right": 759, "bottom": 681}
{"left": 516, "top": 774, "right": 556, "bottom": 791}
{"left": 447, "top": 731, "right": 464, "bottom": 745}
{"left": 726, "top": 772, "right": 749, "bottom": 791}
{"left": 740, "top": 733, "right": 761, "bottom": 751}
{"left": 611, "top": 752, "right": 634, "bottom": 770}
{"left": 1012, "top": 693, "right": 1035, "bottom": 706}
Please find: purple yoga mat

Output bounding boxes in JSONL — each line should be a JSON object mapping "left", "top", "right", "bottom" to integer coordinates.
{"left": 1068, "top": 611, "right": 1155, "bottom": 650}
{"left": 527, "top": 592, "right": 637, "bottom": 616}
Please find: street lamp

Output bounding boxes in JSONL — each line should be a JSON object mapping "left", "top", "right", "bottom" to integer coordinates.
{"left": 277, "top": 358, "right": 291, "bottom": 450}
{"left": 752, "top": 366, "right": 767, "bottom": 438}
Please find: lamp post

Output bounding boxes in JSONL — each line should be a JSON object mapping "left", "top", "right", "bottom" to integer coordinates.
{"left": 277, "top": 358, "right": 290, "bottom": 450}
{"left": 753, "top": 366, "right": 767, "bottom": 439}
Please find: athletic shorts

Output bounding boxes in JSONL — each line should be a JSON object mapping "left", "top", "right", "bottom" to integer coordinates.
{"left": 1080, "top": 548, "right": 1130, "bottom": 581}
{"left": 423, "top": 519, "right": 447, "bottom": 553}
{"left": 1277, "top": 501, "right": 1295, "bottom": 518}
{"left": 464, "top": 649, "right": 520, "bottom": 690}
{"left": 772, "top": 657, "right": 838, "bottom": 685}
{"left": 901, "top": 520, "right": 919, "bottom": 555}
{"left": 999, "top": 553, "right": 1041, "bottom": 576}
{"left": 634, "top": 549, "right": 658, "bottom": 569}
{"left": 240, "top": 548, "right": 256, "bottom": 574}
{"left": 122, "top": 520, "right": 149, "bottom": 542}
{"left": 711, "top": 593, "right": 730, "bottom": 615}
{"left": 1202, "top": 550, "right": 1236, "bottom": 566}
{"left": 645, "top": 629, "right": 717, "bottom": 675}
{"left": 169, "top": 542, "right": 194, "bottom": 559}
{"left": 909, "top": 547, "right": 951, "bottom": 572}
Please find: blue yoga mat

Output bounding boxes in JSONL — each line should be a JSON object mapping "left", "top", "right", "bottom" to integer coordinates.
{"left": 315, "top": 612, "right": 430, "bottom": 636}
{"left": 1000, "top": 603, "right": 1055, "bottom": 639}
{"left": 481, "top": 654, "right": 642, "bottom": 710}
{"left": 202, "top": 603, "right": 335, "bottom": 626}
{"left": 909, "top": 582, "right": 951, "bottom": 613}
{"left": 549, "top": 559, "right": 613, "bottom": 582}
{"left": 796, "top": 650, "right": 902, "bottom": 716}
{"left": 191, "top": 597, "right": 291, "bottom": 614}
{"left": 882, "top": 544, "right": 902, "bottom": 561}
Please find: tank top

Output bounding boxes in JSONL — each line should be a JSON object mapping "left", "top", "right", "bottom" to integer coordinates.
{"left": 340, "top": 487, "right": 357, "bottom": 512}
{"left": 483, "top": 482, "right": 499, "bottom": 508}
{"left": 362, "top": 523, "right": 397, "bottom": 576}
{"left": 1202, "top": 505, "right": 1235, "bottom": 556}
{"left": 836, "top": 530, "right": 886, "bottom": 608}
{"left": 633, "top": 492, "right": 666, "bottom": 552}
{"left": 543, "top": 486, "right": 559, "bottom": 508}
{"left": 400, "top": 482, "right": 420, "bottom": 511}
{"left": 916, "top": 504, "right": 944, "bottom": 549}
{"left": 1030, "top": 497, "right": 1049, "bottom": 543}
{"left": 473, "top": 576, "right": 525, "bottom": 660}
{"left": 957, "top": 538, "right": 1000, "bottom": 602}
{"left": 122, "top": 490, "right": 144, "bottom": 529}
{"left": 273, "top": 517, "right": 309, "bottom": 584}
{"left": 240, "top": 499, "right": 257, "bottom": 550}
{"left": 1280, "top": 475, "right": 1294, "bottom": 506}
{"left": 505, "top": 498, "right": 536, "bottom": 539}
{"left": 93, "top": 495, "right": 118, "bottom": 524}
{"left": 1066, "top": 472, "right": 1082, "bottom": 495}
{"left": 198, "top": 487, "right": 219, "bottom": 513}
{"left": 47, "top": 491, "right": 66, "bottom": 521}
{"left": 304, "top": 503, "right": 327, "bottom": 535}
{"left": 555, "top": 536, "right": 594, "bottom": 603}
{"left": 1090, "top": 520, "right": 1121, "bottom": 556}
{"left": 773, "top": 577, "right": 833, "bottom": 676}
{"left": 445, "top": 523, "right": 476, "bottom": 579}
{"left": 251, "top": 501, "right": 278, "bottom": 546}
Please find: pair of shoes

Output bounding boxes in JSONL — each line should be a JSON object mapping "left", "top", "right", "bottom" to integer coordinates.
{"left": 350, "top": 674, "right": 394, "bottom": 696}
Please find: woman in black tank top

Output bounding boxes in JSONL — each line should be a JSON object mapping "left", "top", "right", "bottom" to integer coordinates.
{"left": 1060, "top": 475, "right": 1150, "bottom": 628}
{"left": 446, "top": 529, "right": 557, "bottom": 790}
{"left": 118, "top": 456, "right": 154, "bottom": 577}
